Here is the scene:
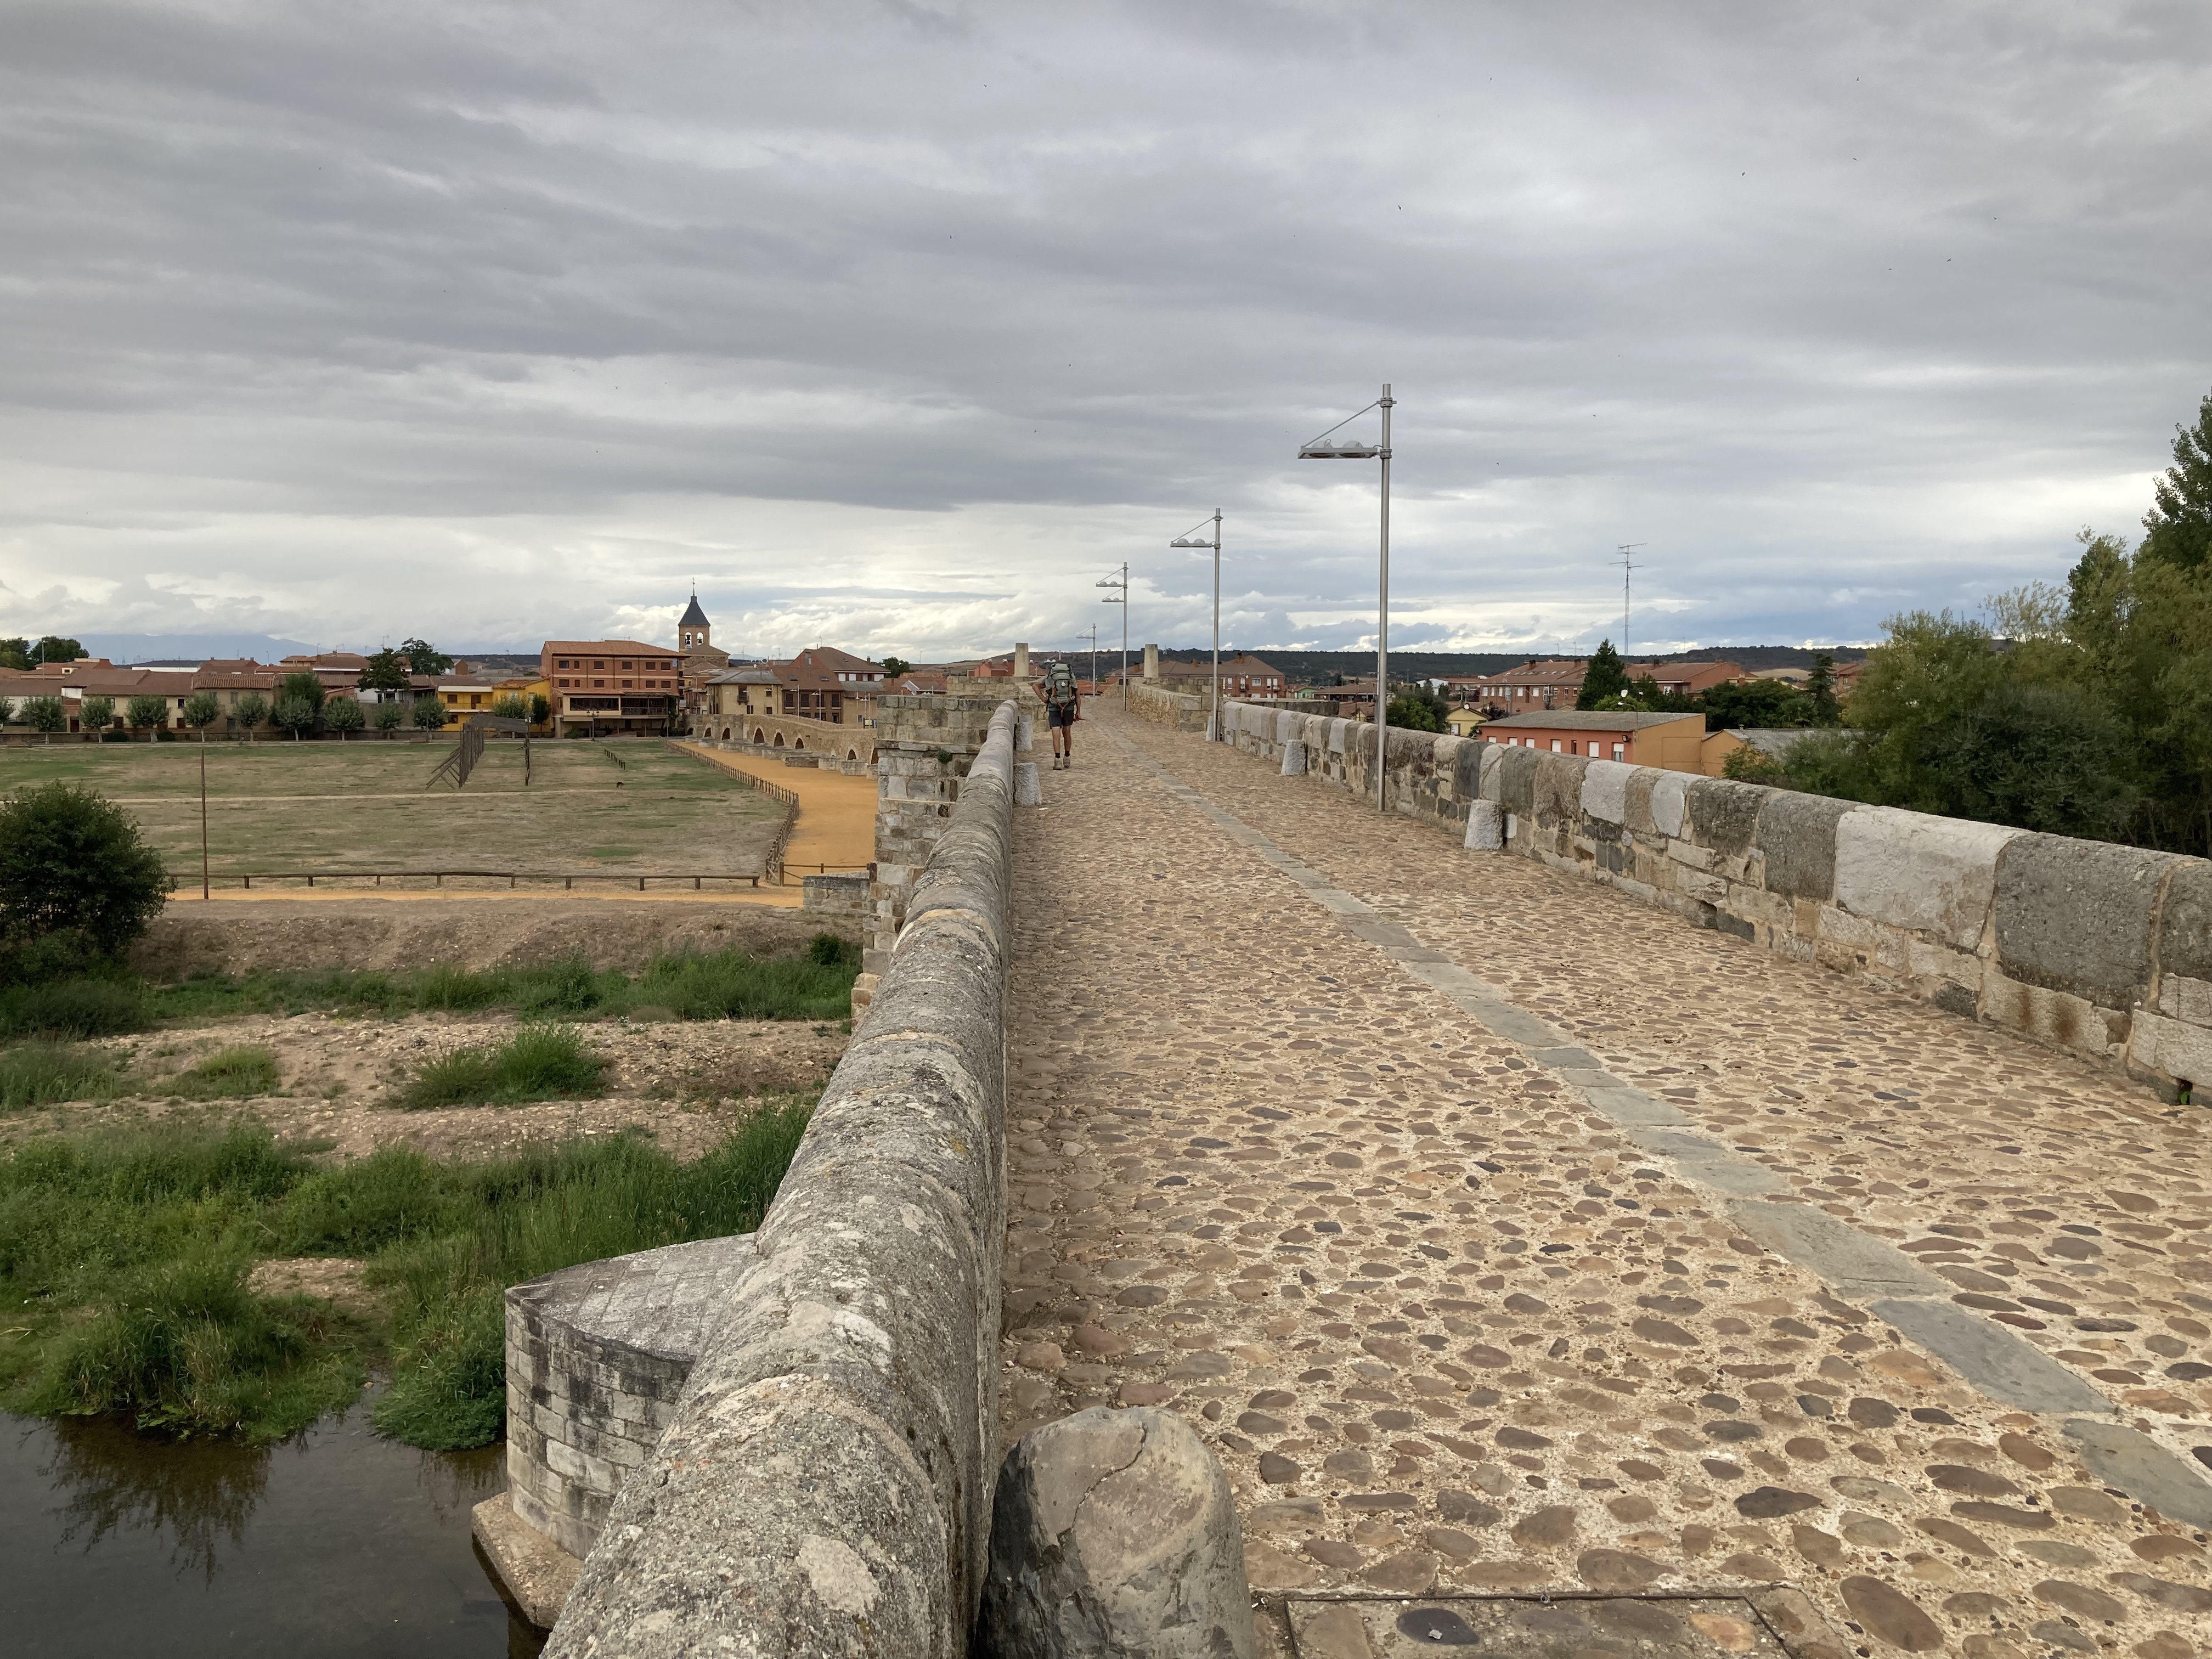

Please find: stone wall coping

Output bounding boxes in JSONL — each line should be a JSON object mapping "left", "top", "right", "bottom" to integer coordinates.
{"left": 545, "top": 700, "right": 1019, "bottom": 1658}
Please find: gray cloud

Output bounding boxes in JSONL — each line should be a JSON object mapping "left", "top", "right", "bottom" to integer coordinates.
{"left": 3, "top": 0, "right": 2208, "bottom": 660}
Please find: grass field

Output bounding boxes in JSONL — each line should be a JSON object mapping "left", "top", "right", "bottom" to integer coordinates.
{"left": 0, "top": 739, "right": 788, "bottom": 882}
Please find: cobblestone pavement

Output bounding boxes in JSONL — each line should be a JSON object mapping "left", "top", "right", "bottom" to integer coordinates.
{"left": 1001, "top": 706, "right": 2212, "bottom": 1659}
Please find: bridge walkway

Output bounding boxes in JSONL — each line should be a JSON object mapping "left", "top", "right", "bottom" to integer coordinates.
{"left": 1002, "top": 702, "right": 2211, "bottom": 1655}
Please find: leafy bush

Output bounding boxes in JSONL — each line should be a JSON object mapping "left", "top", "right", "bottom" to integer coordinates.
{"left": 79, "top": 695, "right": 115, "bottom": 732}
{"left": 182, "top": 691, "right": 222, "bottom": 735}
{"left": 0, "top": 1042, "right": 125, "bottom": 1110}
{"left": 23, "top": 696, "right": 66, "bottom": 740}
{"left": 371, "top": 701, "right": 404, "bottom": 734}
{"left": 410, "top": 696, "right": 449, "bottom": 732}
{"left": 0, "top": 783, "right": 173, "bottom": 958}
{"left": 809, "top": 932, "right": 859, "bottom": 967}
{"left": 397, "top": 1024, "right": 606, "bottom": 1110}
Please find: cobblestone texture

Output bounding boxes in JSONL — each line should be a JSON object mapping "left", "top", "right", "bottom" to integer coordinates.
{"left": 1002, "top": 706, "right": 2212, "bottom": 1659}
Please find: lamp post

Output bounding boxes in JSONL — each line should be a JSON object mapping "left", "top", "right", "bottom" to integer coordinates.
{"left": 1299, "top": 383, "right": 1393, "bottom": 812}
{"left": 1170, "top": 512, "right": 1223, "bottom": 739}
{"left": 1096, "top": 563, "right": 1128, "bottom": 698}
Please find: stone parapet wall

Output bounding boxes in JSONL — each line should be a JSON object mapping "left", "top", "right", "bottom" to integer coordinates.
{"left": 546, "top": 701, "right": 1019, "bottom": 1659}
{"left": 859, "top": 694, "right": 1012, "bottom": 1007}
{"left": 1215, "top": 698, "right": 2212, "bottom": 1099}
{"left": 1127, "top": 679, "right": 1209, "bottom": 731}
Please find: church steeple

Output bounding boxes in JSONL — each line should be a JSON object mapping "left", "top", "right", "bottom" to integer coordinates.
{"left": 679, "top": 590, "right": 710, "bottom": 651}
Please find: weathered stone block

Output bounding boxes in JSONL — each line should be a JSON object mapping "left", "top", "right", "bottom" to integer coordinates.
{"left": 2155, "top": 861, "right": 2212, "bottom": 984}
{"left": 1465, "top": 799, "right": 1503, "bottom": 851}
{"left": 1280, "top": 741, "right": 1306, "bottom": 776}
{"left": 1646, "top": 770, "right": 1689, "bottom": 839}
{"left": 1995, "top": 834, "right": 2181, "bottom": 1007}
{"left": 975, "top": 1407, "right": 1254, "bottom": 1659}
{"left": 1532, "top": 752, "right": 1583, "bottom": 825}
{"left": 1014, "top": 761, "right": 1042, "bottom": 806}
{"left": 1832, "top": 805, "right": 2017, "bottom": 952}
{"left": 2127, "top": 1009, "right": 2212, "bottom": 1086}
{"left": 1753, "top": 791, "right": 1856, "bottom": 901}
{"left": 1982, "top": 969, "right": 2128, "bottom": 1059}
{"left": 1686, "top": 777, "right": 1765, "bottom": 856}
{"left": 1579, "top": 759, "right": 1637, "bottom": 825}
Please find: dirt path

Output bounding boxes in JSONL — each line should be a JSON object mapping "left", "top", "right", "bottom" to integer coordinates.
{"left": 674, "top": 742, "right": 876, "bottom": 876}
{"left": 1001, "top": 703, "right": 2212, "bottom": 1657}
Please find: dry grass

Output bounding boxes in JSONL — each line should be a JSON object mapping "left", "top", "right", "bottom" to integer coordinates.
{"left": 0, "top": 740, "right": 786, "bottom": 881}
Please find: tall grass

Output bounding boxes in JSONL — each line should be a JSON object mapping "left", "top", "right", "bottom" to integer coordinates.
{"left": 0, "top": 1041, "right": 126, "bottom": 1111}
{"left": 140, "top": 940, "right": 856, "bottom": 1026}
{"left": 0, "top": 1104, "right": 812, "bottom": 1447}
{"left": 0, "top": 977, "right": 150, "bottom": 1040}
{"left": 396, "top": 1024, "right": 606, "bottom": 1110}
{"left": 169, "top": 1045, "right": 280, "bottom": 1101}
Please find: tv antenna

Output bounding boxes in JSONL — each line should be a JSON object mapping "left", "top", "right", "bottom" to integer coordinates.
{"left": 1617, "top": 543, "right": 1645, "bottom": 659}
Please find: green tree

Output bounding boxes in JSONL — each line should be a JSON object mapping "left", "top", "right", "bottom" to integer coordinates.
{"left": 1699, "top": 678, "right": 1814, "bottom": 731}
{"left": 232, "top": 692, "right": 270, "bottom": 741}
{"left": 278, "top": 670, "right": 326, "bottom": 714}
{"left": 182, "top": 691, "right": 222, "bottom": 739}
{"left": 0, "top": 696, "right": 15, "bottom": 727}
{"left": 1576, "top": 640, "right": 1629, "bottom": 709}
{"left": 0, "top": 638, "right": 29, "bottom": 671}
{"left": 2141, "top": 388, "right": 2212, "bottom": 574}
{"left": 23, "top": 697, "right": 66, "bottom": 743}
{"left": 1385, "top": 687, "right": 1444, "bottom": 732}
{"left": 78, "top": 695, "right": 115, "bottom": 734}
{"left": 881, "top": 656, "right": 910, "bottom": 678}
{"left": 1921, "top": 681, "right": 2136, "bottom": 840}
{"left": 398, "top": 638, "right": 453, "bottom": 676}
{"left": 273, "top": 695, "right": 318, "bottom": 741}
{"left": 411, "top": 695, "right": 450, "bottom": 732}
{"left": 490, "top": 693, "right": 529, "bottom": 723}
{"left": 323, "top": 696, "right": 364, "bottom": 741}
{"left": 359, "top": 647, "right": 414, "bottom": 695}
{"left": 1806, "top": 654, "right": 1840, "bottom": 725}
{"left": 0, "top": 782, "right": 173, "bottom": 956}
{"left": 371, "top": 701, "right": 404, "bottom": 736}
{"left": 35, "top": 636, "right": 87, "bottom": 664}
{"left": 529, "top": 693, "right": 551, "bottom": 726}
{"left": 126, "top": 693, "right": 168, "bottom": 741}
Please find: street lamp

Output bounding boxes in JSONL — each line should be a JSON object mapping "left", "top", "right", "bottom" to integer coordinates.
{"left": 1299, "top": 383, "right": 1393, "bottom": 812}
{"left": 1169, "top": 512, "right": 1223, "bottom": 739}
{"left": 1096, "top": 564, "right": 1128, "bottom": 698}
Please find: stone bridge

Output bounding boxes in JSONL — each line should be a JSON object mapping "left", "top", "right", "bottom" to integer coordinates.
{"left": 491, "top": 692, "right": 2212, "bottom": 1659}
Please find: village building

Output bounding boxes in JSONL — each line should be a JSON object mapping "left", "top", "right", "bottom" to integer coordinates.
{"left": 540, "top": 639, "right": 684, "bottom": 735}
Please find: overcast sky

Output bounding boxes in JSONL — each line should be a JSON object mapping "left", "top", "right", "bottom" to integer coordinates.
{"left": 3, "top": 1, "right": 2208, "bottom": 663}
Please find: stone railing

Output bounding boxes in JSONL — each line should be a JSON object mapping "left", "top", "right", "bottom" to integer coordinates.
{"left": 545, "top": 699, "right": 1019, "bottom": 1657}
{"left": 1127, "top": 679, "right": 1209, "bottom": 731}
{"left": 1215, "top": 700, "right": 2211, "bottom": 1101}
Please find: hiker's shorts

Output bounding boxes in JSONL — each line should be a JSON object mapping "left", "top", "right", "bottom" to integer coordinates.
{"left": 1047, "top": 704, "right": 1076, "bottom": 729}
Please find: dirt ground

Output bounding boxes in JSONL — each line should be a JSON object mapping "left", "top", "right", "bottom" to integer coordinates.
{"left": 3, "top": 1008, "right": 849, "bottom": 1160}
{"left": 131, "top": 895, "right": 844, "bottom": 978}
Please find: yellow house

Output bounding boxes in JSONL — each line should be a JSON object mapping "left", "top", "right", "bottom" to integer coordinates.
{"left": 1444, "top": 707, "right": 1486, "bottom": 737}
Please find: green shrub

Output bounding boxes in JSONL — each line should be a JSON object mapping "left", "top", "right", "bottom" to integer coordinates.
{"left": 0, "top": 1042, "right": 125, "bottom": 1110}
{"left": 635, "top": 946, "right": 854, "bottom": 1022}
{"left": 168, "top": 1046, "right": 280, "bottom": 1101}
{"left": 808, "top": 932, "right": 859, "bottom": 967}
{"left": 0, "top": 973, "right": 150, "bottom": 1038}
{"left": 0, "top": 783, "right": 173, "bottom": 958}
{"left": 397, "top": 1024, "right": 606, "bottom": 1110}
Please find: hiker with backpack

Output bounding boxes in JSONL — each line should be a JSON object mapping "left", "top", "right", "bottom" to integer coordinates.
{"left": 1042, "top": 659, "right": 1081, "bottom": 769}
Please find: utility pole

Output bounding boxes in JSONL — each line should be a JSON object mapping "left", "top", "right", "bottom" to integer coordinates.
{"left": 1618, "top": 543, "right": 1644, "bottom": 661}
{"left": 1081, "top": 624, "right": 1099, "bottom": 696}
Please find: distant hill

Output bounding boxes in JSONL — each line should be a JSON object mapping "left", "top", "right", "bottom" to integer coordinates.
{"left": 77, "top": 633, "right": 315, "bottom": 664}
{"left": 1147, "top": 645, "right": 1868, "bottom": 685}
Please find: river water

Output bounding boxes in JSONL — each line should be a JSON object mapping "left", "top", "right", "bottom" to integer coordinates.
{"left": 1, "top": 1408, "right": 546, "bottom": 1658}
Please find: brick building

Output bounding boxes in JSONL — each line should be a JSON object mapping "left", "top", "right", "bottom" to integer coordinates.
{"left": 541, "top": 639, "right": 684, "bottom": 735}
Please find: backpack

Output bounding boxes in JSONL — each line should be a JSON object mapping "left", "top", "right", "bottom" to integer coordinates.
{"left": 1045, "top": 662, "right": 1078, "bottom": 708}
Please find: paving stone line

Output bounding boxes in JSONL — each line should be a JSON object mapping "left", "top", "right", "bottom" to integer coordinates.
{"left": 1103, "top": 724, "right": 2212, "bottom": 1531}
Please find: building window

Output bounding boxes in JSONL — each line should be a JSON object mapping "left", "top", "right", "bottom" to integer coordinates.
{"left": 1612, "top": 743, "right": 1626, "bottom": 761}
